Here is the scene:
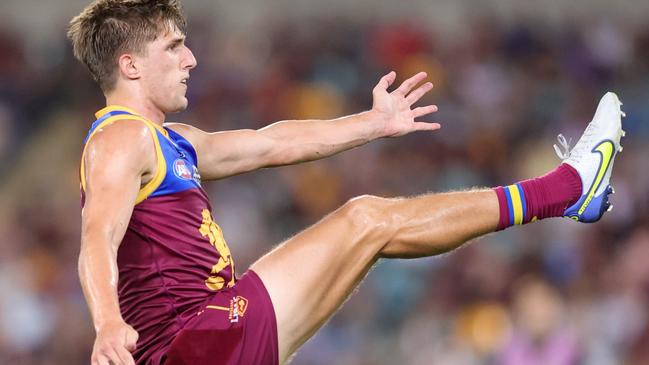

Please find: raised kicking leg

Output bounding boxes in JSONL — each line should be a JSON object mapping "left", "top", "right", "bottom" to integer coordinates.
{"left": 250, "top": 92, "right": 624, "bottom": 364}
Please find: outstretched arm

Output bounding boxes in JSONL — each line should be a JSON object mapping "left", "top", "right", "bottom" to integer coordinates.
{"left": 168, "top": 71, "right": 440, "bottom": 181}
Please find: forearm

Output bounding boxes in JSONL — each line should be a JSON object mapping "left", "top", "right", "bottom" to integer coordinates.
{"left": 259, "top": 110, "right": 386, "bottom": 165}
{"left": 174, "top": 71, "right": 438, "bottom": 179}
{"left": 79, "top": 234, "right": 124, "bottom": 330}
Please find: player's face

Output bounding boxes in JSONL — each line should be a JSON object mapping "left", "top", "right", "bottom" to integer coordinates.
{"left": 138, "top": 25, "right": 197, "bottom": 114}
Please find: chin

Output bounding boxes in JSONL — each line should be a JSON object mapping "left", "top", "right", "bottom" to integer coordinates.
{"left": 165, "top": 98, "right": 189, "bottom": 114}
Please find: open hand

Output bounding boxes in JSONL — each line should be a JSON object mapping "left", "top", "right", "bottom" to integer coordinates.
{"left": 372, "top": 71, "right": 440, "bottom": 137}
{"left": 92, "top": 320, "right": 139, "bottom": 365}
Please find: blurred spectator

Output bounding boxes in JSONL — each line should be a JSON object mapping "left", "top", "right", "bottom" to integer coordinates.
{"left": 500, "top": 276, "right": 579, "bottom": 365}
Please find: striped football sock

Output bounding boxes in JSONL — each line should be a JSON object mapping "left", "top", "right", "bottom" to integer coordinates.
{"left": 494, "top": 164, "right": 582, "bottom": 231}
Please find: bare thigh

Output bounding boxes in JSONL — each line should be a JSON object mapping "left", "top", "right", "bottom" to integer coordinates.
{"left": 250, "top": 196, "right": 394, "bottom": 364}
{"left": 250, "top": 190, "right": 498, "bottom": 364}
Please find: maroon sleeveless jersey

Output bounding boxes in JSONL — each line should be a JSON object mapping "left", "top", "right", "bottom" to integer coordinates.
{"left": 81, "top": 106, "right": 238, "bottom": 363}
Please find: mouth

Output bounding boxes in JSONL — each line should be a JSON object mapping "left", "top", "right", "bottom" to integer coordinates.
{"left": 181, "top": 77, "right": 189, "bottom": 85}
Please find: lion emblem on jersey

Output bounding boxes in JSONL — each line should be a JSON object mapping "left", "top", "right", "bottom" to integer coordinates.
{"left": 229, "top": 296, "right": 249, "bottom": 323}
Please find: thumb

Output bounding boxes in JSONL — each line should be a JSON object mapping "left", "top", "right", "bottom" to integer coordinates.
{"left": 124, "top": 328, "right": 139, "bottom": 352}
{"left": 373, "top": 71, "right": 396, "bottom": 93}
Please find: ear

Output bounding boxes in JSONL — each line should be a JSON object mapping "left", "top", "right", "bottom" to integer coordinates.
{"left": 117, "top": 53, "right": 140, "bottom": 80}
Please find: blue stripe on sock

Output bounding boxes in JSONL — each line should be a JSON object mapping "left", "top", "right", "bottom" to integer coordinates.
{"left": 504, "top": 186, "right": 514, "bottom": 226}
{"left": 517, "top": 183, "right": 527, "bottom": 223}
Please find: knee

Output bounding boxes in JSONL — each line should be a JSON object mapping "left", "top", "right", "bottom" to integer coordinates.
{"left": 337, "top": 195, "right": 398, "bottom": 242}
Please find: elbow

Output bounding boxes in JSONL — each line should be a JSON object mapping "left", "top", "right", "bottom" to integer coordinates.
{"left": 78, "top": 237, "right": 94, "bottom": 274}
{"left": 78, "top": 229, "right": 119, "bottom": 271}
{"left": 78, "top": 243, "right": 91, "bottom": 281}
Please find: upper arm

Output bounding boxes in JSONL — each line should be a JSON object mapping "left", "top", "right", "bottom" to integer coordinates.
{"left": 166, "top": 123, "right": 278, "bottom": 180}
{"left": 81, "top": 121, "right": 156, "bottom": 251}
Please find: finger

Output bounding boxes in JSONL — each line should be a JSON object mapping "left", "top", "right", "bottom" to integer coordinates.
{"left": 373, "top": 71, "right": 396, "bottom": 93}
{"left": 116, "top": 346, "right": 136, "bottom": 365}
{"left": 394, "top": 72, "right": 427, "bottom": 96}
{"left": 103, "top": 348, "right": 126, "bottom": 365}
{"left": 412, "top": 105, "right": 438, "bottom": 118}
{"left": 124, "top": 328, "right": 139, "bottom": 352}
{"left": 122, "top": 328, "right": 138, "bottom": 364}
{"left": 413, "top": 122, "right": 441, "bottom": 131}
{"left": 92, "top": 353, "right": 111, "bottom": 365}
{"left": 405, "top": 82, "right": 434, "bottom": 106}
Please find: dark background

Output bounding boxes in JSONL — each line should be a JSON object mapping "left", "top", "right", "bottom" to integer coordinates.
{"left": 1, "top": 1, "right": 648, "bottom": 364}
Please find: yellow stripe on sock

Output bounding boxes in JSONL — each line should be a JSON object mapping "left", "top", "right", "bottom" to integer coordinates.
{"left": 508, "top": 185, "right": 524, "bottom": 225}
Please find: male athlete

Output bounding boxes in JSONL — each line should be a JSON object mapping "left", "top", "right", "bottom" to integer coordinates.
{"left": 68, "top": 1, "right": 625, "bottom": 364}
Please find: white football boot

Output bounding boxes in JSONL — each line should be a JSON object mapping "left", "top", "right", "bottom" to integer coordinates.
{"left": 554, "top": 92, "right": 625, "bottom": 222}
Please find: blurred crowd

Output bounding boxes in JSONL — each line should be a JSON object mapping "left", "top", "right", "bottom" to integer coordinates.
{"left": 1, "top": 11, "right": 648, "bottom": 365}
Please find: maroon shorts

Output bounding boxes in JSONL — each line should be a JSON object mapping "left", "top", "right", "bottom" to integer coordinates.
{"left": 163, "top": 270, "right": 278, "bottom": 365}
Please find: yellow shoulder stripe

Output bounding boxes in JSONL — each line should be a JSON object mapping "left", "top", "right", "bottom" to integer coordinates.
{"left": 80, "top": 115, "right": 167, "bottom": 205}
{"left": 93, "top": 105, "right": 170, "bottom": 138}
{"left": 95, "top": 105, "right": 140, "bottom": 119}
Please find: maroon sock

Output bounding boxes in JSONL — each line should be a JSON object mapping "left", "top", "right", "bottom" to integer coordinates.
{"left": 494, "top": 164, "right": 582, "bottom": 231}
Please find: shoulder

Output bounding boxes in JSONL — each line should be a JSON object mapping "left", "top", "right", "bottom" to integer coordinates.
{"left": 164, "top": 122, "right": 209, "bottom": 150}
{"left": 88, "top": 119, "right": 154, "bottom": 150}
{"left": 92, "top": 117, "right": 152, "bottom": 139}
{"left": 84, "top": 119, "right": 156, "bottom": 168}
{"left": 164, "top": 122, "right": 204, "bottom": 140}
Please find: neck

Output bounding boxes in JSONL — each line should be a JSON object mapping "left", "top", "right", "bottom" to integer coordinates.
{"left": 105, "top": 93, "right": 165, "bottom": 125}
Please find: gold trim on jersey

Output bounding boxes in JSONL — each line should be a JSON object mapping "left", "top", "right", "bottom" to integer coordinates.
{"left": 95, "top": 105, "right": 141, "bottom": 119}
{"left": 94, "top": 105, "right": 170, "bottom": 138}
{"left": 205, "top": 305, "right": 229, "bottom": 312}
{"left": 80, "top": 114, "right": 167, "bottom": 205}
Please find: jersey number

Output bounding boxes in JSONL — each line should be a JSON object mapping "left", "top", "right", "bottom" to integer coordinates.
{"left": 199, "top": 209, "right": 235, "bottom": 291}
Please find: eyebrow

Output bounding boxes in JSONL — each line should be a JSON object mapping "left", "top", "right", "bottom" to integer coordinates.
{"left": 168, "top": 37, "right": 185, "bottom": 46}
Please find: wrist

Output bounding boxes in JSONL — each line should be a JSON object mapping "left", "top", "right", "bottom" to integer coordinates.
{"left": 94, "top": 315, "right": 126, "bottom": 331}
{"left": 363, "top": 109, "right": 390, "bottom": 139}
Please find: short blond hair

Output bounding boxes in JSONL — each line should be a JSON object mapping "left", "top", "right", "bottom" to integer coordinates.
{"left": 68, "top": 0, "right": 187, "bottom": 92}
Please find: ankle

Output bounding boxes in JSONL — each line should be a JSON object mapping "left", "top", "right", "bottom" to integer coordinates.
{"left": 494, "top": 164, "right": 582, "bottom": 231}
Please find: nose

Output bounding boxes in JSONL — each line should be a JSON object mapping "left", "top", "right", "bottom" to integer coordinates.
{"left": 183, "top": 45, "right": 197, "bottom": 70}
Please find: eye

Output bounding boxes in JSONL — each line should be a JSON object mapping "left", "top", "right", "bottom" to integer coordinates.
{"left": 168, "top": 41, "right": 182, "bottom": 51}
